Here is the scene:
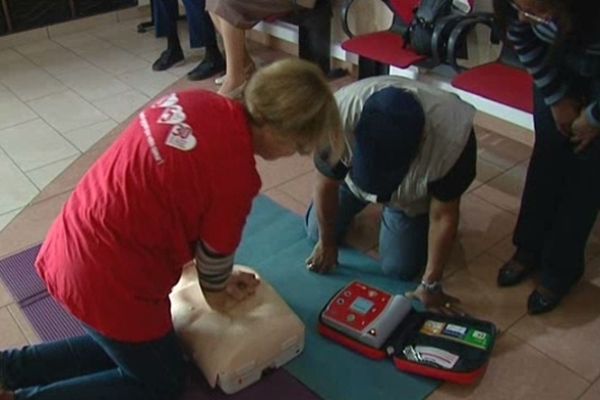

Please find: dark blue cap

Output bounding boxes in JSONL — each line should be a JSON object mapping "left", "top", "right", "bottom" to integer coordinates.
{"left": 350, "top": 87, "right": 425, "bottom": 201}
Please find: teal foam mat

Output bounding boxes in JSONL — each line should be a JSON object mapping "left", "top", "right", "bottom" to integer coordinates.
{"left": 235, "top": 196, "right": 439, "bottom": 400}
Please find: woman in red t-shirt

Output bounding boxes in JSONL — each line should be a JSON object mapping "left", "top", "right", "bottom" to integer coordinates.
{"left": 0, "top": 58, "right": 341, "bottom": 400}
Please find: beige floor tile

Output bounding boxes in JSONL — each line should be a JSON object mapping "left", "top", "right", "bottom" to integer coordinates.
{"left": 0, "top": 279, "right": 13, "bottom": 308}
{"left": 0, "top": 306, "right": 29, "bottom": 350}
{"left": 0, "top": 209, "right": 22, "bottom": 233}
{"left": 0, "top": 192, "right": 70, "bottom": 259}
{"left": 7, "top": 304, "right": 41, "bottom": 345}
{"left": 27, "top": 155, "right": 80, "bottom": 190}
{"left": 32, "top": 126, "right": 121, "bottom": 205}
{"left": 0, "top": 119, "right": 79, "bottom": 171}
{"left": 14, "top": 39, "right": 62, "bottom": 55}
{"left": 263, "top": 188, "right": 307, "bottom": 216}
{"left": 487, "top": 236, "right": 515, "bottom": 263}
{"left": 472, "top": 160, "right": 528, "bottom": 214}
{"left": 428, "top": 333, "right": 588, "bottom": 400}
{"left": 256, "top": 154, "right": 314, "bottom": 191}
{"left": 107, "top": 33, "right": 166, "bottom": 56}
{"left": 277, "top": 171, "right": 315, "bottom": 206}
{"left": 54, "top": 64, "right": 131, "bottom": 102}
{"left": 0, "top": 87, "right": 37, "bottom": 131}
{"left": 0, "top": 28, "right": 48, "bottom": 50}
{"left": 580, "top": 379, "right": 600, "bottom": 400}
{"left": 509, "top": 281, "right": 600, "bottom": 382}
{"left": 62, "top": 119, "right": 118, "bottom": 152}
{"left": 0, "top": 57, "right": 39, "bottom": 79}
{"left": 1, "top": 67, "right": 68, "bottom": 102}
{"left": 51, "top": 32, "right": 113, "bottom": 53}
{"left": 443, "top": 253, "right": 533, "bottom": 330}
{"left": 47, "top": 12, "right": 118, "bottom": 37}
{"left": 25, "top": 46, "right": 94, "bottom": 78}
{"left": 118, "top": 68, "right": 180, "bottom": 98}
{"left": 474, "top": 112, "right": 534, "bottom": 147}
{"left": 92, "top": 89, "right": 150, "bottom": 122}
{"left": 467, "top": 157, "right": 505, "bottom": 192}
{"left": 475, "top": 127, "right": 532, "bottom": 171}
{"left": 28, "top": 90, "right": 107, "bottom": 133}
{"left": 0, "top": 48, "right": 25, "bottom": 65}
{"left": 77, "top": 45, "right": 150, "bottom": 75}
{"left": 458, "top": 194, "right": 517, "bottom": 262}
{"left": 0, "top": 151, "right": 39, "bottom": 214}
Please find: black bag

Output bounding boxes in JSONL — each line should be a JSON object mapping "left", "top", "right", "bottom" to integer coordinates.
{"left": 404, "top": 0, "right": 454, "bottom": 56}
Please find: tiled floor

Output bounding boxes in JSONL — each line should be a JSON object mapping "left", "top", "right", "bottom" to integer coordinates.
{"left": 1, "top": 9, "right": 600, "bottom": 400}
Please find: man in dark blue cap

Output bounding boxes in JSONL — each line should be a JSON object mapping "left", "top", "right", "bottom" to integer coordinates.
{"left": 305, "top": 76, "right": 477, "bottom": 311}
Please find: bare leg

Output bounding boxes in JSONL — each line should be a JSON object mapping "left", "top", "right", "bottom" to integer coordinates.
{"left": 209, "top": 13, "right": 252, "bottom": 95}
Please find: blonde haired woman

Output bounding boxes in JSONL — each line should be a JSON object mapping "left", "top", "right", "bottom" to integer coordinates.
{"left": 0, "top": 59, "right": 340, "bottom": 400}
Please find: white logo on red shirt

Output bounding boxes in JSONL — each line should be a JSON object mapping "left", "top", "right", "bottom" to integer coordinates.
{"left": 165, "top": 123, "right": 197, "bottom": 151}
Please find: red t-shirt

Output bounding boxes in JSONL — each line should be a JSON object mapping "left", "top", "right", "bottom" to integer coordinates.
{"left": 36, "top": 90, "right": 261, "bottom": 342}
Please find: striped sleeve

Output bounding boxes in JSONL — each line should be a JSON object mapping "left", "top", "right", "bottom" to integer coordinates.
{"left": 507, "top": 20, "right": 569, "bottom": 106}
{"left": 194, "top": 241, "right": 234, "bottom": 291}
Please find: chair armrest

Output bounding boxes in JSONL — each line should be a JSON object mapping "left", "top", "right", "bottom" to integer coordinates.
{"left": 446, "top": 12, "right": 496, "bottom": 70}
{"left": 431, "top": 13, "right": 473, "bottom": 65}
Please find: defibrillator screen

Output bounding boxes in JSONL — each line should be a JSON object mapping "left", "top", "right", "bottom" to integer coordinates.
{"left": 350, "top": 297, "right": 374, "bottom": 315}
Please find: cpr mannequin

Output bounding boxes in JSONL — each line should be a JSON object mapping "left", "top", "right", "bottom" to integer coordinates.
{"left": 170, "top": 264, "right": 305, "bottom": 394}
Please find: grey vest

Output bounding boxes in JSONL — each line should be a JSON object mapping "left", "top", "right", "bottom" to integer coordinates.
{"left": 335, "top": 76, "right": 476, "bottom": 216}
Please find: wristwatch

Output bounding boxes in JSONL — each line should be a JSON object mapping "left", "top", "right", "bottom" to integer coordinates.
{"left": 420, "top": 280, "right": 443, "bottom": 293}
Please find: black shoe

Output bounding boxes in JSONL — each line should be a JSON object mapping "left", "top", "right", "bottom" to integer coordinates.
{"left": 187, "top": 55, "right": 225, "bottom": 81}
{"left": 497, "top": 250, "right": 538, "bottom": 287}
{"left": 152, "top": 47, "right": 184, "bottom": 71}
{"left": 527, "top": 288, "right": 562, "bottom": 315}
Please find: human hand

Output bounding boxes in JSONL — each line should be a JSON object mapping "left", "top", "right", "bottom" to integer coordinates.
{"left": 224, "top": 270, "right": 260, "bottom": 300}
{"left": 570, "top": 110, "right": 600, "bottom": 153}
{"left": 305, "top": 240, "right": 338, "bottom": 274}
{"left": 551, "top": 97, "right": 581, "bottom": 137}
{"left": 405, "top": 284, "right": 467, "bottom": 317}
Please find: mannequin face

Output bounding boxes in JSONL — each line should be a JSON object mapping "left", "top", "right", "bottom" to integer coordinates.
{"left": 510, "top": 0, "right": 554, "bottom": 24}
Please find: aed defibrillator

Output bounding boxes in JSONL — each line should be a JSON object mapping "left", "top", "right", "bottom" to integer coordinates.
{"left": 319, "top": 281, "right": 497, "bottom": 384}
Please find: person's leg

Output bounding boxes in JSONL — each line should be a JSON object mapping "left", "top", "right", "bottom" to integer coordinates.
{"left": 498, "top": 86, "right": 569, "bottom": 286}
{"left": 1, "top": 335, "right": 114, "bottom": 391}
{"left": 379, "top": 207, "right": 429, "bottom": 280}
{"left": 209, "top": 13, "right": 253, "bottom": 96}
{"left": 152, "top": 0, "right": 184, "bottom": 71}
{"left": 11, "top": 329, "right": 186, "bottom": 400}
{"left": 305, "top": 182, "right": 369, "bottom": 244}
{"left": 182, "top": 0, "right": 225, "bottom": 80}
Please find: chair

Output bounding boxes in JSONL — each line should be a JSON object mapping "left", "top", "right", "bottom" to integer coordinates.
{"left": 446, "top": 12, "right": 533, "bottom": 113}
{"left": 340, "top": 0, "right": 474, "bottom": 78}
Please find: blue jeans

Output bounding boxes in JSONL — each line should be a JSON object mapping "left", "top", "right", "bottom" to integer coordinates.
{"left": 305, "top": 182, "right": 428, "bottom": 280}
{"left": 154, "top": 0, "right": 217, "bottom": 48}
{"left": 1, "top": 327, "right": 186, "bottom": 400}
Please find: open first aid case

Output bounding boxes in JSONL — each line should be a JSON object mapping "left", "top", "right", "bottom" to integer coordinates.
{"left": 318, "top": 281, "right": 497, "bottom": 384}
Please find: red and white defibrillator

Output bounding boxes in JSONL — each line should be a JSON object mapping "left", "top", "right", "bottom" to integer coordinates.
{"left": 319, "top": 281, "right": 497, "bottom": 384}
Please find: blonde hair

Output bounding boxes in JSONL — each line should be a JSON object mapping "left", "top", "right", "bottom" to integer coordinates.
{"left": 244, "top": 58, "right": 344, "bottom": 159}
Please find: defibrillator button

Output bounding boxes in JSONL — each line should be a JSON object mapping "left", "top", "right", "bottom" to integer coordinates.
{"left": 368, "top": 290, "right": 378, "bottom": 298}
{"left": 343, "top": 291, "right": 352, "bottom": 297}
{"left": 336, "top": 298, "right": 345, "bottom": 305}
{"left": 347, "top": 314, "right": 356, "bottom": 322}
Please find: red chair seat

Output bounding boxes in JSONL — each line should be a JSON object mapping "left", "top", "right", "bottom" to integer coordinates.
{"left": 342, "top": 31, "right": 427, "bottom": 69}
{"left": 452, "top": 63, "right": 533, "bottom": 113}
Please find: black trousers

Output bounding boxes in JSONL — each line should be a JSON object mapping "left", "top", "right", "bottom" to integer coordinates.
{"left": 514, "top": 85, "right": 600, "bottom": 295}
